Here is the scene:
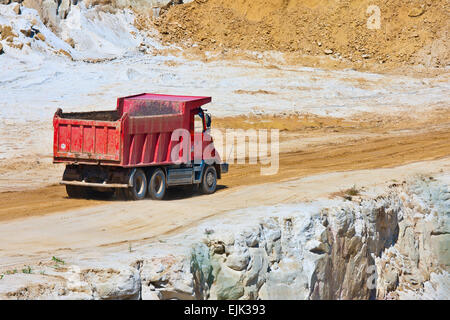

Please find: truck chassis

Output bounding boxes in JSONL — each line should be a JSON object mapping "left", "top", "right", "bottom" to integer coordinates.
{"left": 61, "top": 162, "right": 228, "bottom": 200}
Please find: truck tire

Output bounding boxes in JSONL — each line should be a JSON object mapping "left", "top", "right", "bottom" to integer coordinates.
{"left": 127, "top": 169, "right": 147, "bottom": 200}
{"left": 201, "top": 166, "right": 217, "bottom": 194}
{"left": 66, "top": 185, "right": 87, "bottom": 199}
{"left": 148, "top": 168, "right": 166, "bottom": 200}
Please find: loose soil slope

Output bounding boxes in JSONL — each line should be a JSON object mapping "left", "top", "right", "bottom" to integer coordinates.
{"left": 150, "top": 0, "right": 449, "bottom": 69}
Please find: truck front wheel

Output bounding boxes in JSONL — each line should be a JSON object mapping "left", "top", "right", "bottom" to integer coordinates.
{"left": 127, "top": 169, "right": 147, "bottom": 200}
{"left": 148, "top": 168, "right": 166, "bottom": 200}
{"left": 201, "top": 166, "right": 217, "bottom": 194}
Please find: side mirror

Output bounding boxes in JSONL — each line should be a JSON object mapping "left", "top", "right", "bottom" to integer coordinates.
{"left": 205, "top": 113, "right": 212, "bottom": 128}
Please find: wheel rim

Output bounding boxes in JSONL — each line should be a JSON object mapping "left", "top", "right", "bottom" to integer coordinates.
{"left": 134, "top": 172, "right": 146, "bottom": 198}
{"left": 153, "top": 174, "right": 164, "bottom": 196}
{"left": 206, "top": 171, "right": 215, "bottom": 187}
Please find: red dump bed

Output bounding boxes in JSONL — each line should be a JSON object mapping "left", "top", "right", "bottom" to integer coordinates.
{"left": 53, "top": 93, "right": 212, "bottom": 167}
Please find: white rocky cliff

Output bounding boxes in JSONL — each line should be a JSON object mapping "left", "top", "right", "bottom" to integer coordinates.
{"left": 1, "top": 176, "right": 448, "bottom": 299}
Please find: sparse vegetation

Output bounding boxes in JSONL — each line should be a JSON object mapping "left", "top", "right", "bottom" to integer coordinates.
{"left": 52, "top": 256, "right": 65, "bottom": 265}
{"left": 332, "top": 185, "right": 361, "bottom": 201}
{"left": 52, "top": 256, "right": 66, "bottom": 269}
{"left": 345, "top": 185, "right": 360, "bottom": 197}
{"left": 22, "top": 266, "right": 32, "bottom": 274}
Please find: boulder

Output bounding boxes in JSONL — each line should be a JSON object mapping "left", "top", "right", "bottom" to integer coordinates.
{"left": 140, "top": 256, "right": 196, "bottom": 300}
{"left": 13, "top": 3, "right": 21, "bottom": 15}
{"left": 22, "top": 0, "right": 59, "bottom": 32}
{"left": 408, "top": 7, "right": 425, "bottom": 17}
{"left": 210, "top": 265, "right": 244, "bottom": 300}
{"left": 0, "top": 25, "right": 17, "bottom": 41}
{"left": 83, "top": 267, "right": 141, "bottom": 300}
{"left": 225, "top": 248, "right": 250, "bottom": 271}
{"left": 35, "top": 32, "right": 46, "bottom": 41}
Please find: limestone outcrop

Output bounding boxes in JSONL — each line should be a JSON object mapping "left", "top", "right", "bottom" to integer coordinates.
{"left": 0, "top": 177, "right": 448, "bottom": 299}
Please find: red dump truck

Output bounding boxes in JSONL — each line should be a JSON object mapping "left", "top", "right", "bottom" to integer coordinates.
{"left": 53, "top": 93, "right": 228, "bottom": 200}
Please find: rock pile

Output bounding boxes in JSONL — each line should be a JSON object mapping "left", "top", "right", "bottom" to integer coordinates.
{"left": 150, "top": 0, "right": 449, "bottom": 69}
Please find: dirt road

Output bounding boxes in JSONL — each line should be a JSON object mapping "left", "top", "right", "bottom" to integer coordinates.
{"left": 1, "top": 157, "right": 448, "bottom": 269}
{"left": 0, "top": 109, "right": 449, "bottom": 267}
{"left": 1, "top": 113, "right": 449, "bottom": 222}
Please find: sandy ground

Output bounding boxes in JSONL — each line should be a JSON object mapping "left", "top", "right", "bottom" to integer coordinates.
{"left": 0, "top": 102, "right": 448, "bottom": 271}
{"left": 1, "top": 108, "right": 449, "bottom": 221}
{"left": 0, "top": 157, "right": 448, "bottom": 270}
{"left": 0, "top": 2, "right": 449, "bottom": 277}
{"left": 0, "top": 57, "right": 448, "bottom": 274}
{"left": 0, "top": 4, "right": 449, "bottom": 302}
{"left": 0, "top": 109, "right": 449, "bottom": 269}
{"left": 1, "top": 53, "right": 449, "bottom": 193}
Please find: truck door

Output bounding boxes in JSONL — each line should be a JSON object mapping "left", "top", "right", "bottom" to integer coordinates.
{"left": 191, "top": 110, "right": 217, "bottom": 165}
{"left": 191, "top": 111, "right": 205, "bottom": 163}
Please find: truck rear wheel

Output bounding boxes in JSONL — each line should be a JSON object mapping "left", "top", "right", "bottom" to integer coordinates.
{"left": 201, "top": 166, "right": 217, "bottom": 194}
{"left": 148, "top": 168, "right": 166, "bottom": 200}
{"left": 127, "top": 169, "right": 147, "bottom": 200}
{"left": 66, "top": 185, "right": 87, "bottom": 199}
